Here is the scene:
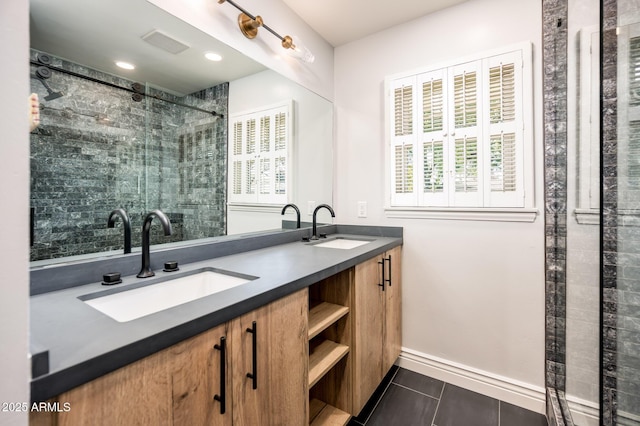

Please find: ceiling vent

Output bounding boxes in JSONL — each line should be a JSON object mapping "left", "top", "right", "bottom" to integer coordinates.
{"left": 142, "top": 30, "right": 190, "bottom": 54}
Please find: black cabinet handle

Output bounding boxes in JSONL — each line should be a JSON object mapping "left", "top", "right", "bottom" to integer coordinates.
{"left": 385, "top": 255, "right": 392, "bottom": 287}
{"left": 213, "top": 336, "right": 226, "bottom": 414}
{"left": 378, "top": 259, "right": 385, "bottom": 291}
{"left": 246, "top": 321, "right": 257, "bottom": 389}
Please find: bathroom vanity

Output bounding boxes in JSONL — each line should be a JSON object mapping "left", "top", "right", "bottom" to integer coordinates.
{"left": 29, "top": 225, "right": 402, "bottom": 425}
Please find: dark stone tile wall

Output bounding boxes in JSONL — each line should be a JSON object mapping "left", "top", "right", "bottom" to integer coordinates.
{"left": 29, "top": 50, "right": 227, "bottom": 261}
{"left": 601, "top": 2, "right": 619, "bottom": 424}
{"left": 543, "top": 0, "right": 575, "bottom": 424}
{"left": 602, "top": 1, "right": 640, "bottom": 424}
{"left": 543, "top": 0, "right": 569, "bottom": 398}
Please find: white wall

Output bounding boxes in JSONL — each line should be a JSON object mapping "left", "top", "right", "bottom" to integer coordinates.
{"left": 148, "top": 0, "right": 335, "bottom": 101}
{"left": 334, "top": 0, "right": 546, "bottom": 412}
{"left": 0, "top": 0, "right": 30, "bottom": 424}
{"left": 227, "top": 70, "right": 333, "bottom": 234}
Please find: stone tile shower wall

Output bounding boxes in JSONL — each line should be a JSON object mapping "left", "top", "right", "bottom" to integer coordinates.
{"left": 601, "top": 1, "right": 619, "bottom": 423}
{"left": 29, "top": 50, "right": 228, "bottom": 261}
{"left": 543, "top": 0, "right": 571, "bottom": 425}
{"left": 602, "top": 1, "right": 640, "bottom": 423}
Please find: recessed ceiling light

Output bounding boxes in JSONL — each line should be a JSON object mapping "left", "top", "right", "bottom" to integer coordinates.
{"left": 115, "top": 61, "right": 135, "bottom": 70}
{"left": 204, "top": 52, "right": 222, "bottom": 62}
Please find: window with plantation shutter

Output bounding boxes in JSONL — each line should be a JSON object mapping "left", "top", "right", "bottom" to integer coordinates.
{"left": 228, "top": 101, "right": 293, "bottom": 205}
{"left": 386, "top": 44, "right": 532, "bottom": 214}
{"left": 618, "top": 28, "right": 640, "bottom": 211}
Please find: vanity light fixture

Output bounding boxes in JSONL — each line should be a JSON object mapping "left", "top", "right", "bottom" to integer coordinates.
{"left": 217, "top": 0, "right": 315, "bottom": 63}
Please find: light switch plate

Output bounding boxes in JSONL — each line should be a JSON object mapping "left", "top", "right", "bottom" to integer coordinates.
{"left": 357, "top": 201, "right": 367, "bottom": 218}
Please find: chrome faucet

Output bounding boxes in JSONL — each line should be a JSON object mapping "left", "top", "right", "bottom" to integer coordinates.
{"left": 281, "top": 203, "right": 301, "bottom": 228}
{"left": 137, "top": 210, "right": 172, "bottom": 278}
{"left": 107, "top": 208, "right": 132, "bottom": 254}
{"left": 311, "top": 204, "right": 335, "bottom": 240}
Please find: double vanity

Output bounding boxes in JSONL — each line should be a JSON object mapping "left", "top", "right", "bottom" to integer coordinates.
{"left": 29, "top": 224, "right": 402, "bottom": 425}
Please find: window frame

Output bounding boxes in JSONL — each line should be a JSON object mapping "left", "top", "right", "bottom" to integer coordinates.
{"left": 384, "top": 42, "right": 536, "bottom": 222}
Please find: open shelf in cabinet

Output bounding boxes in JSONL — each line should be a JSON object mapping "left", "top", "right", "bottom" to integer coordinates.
{"left": 308, "top": 268, "right": 353, "bottom": 423}
{"left": 309, "top": 339, "right": 349, "bottom": 387}
{"left": 309, "top": 302, "right": 349, "bottom": 340}
{"left": 309, "top": 398, "right": 351, "bottom": 426}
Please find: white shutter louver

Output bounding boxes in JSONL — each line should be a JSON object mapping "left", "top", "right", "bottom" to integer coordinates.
{"left": 489, "top": 64, "right": 516, "bottom": 123}
{"left": 260, "top": 116, "right": 270, "bottom": 153}
{"left": 394, "top": 145, "right": 414, "bottom": 193}
{"left": 246, "top": 119, "right": 256, "bottom": 154}
{"left": 395, "top": 86, "right": 413, "bottom": 136}
{"left": 454, "top": 71, "right": 477, "bottom": 128}
{"left": 233, "top": 122, "right": 242, "bottom": 155}
{"left": 275, "top": 113, "right": 286, "bottom": 151}
{"left": 423, "top": 80, "right": 444, "bottom": 132}
{"left": 246, "top": 159, "right": 256, "bottom": 195}
{"left": 275, "top": 156, "right": 286, "bottom": 194}
{"left": 490, "top": 132, "right": 517, "bottom": 191}
{"left": 454, "top": 136, "right": 478, "bottom": 193}
{"left": 259, "top": 158, "right": 270, "bottom": 194}
{"left": 233, "top": 161, "right": 242, "bottom": 195}
{"left": 423, "top": 141, "right": 444, "bottom": 193}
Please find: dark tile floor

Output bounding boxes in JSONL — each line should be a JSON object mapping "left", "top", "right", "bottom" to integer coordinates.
{"left": 349, "top": 366, "right": 548, "bottom": 426}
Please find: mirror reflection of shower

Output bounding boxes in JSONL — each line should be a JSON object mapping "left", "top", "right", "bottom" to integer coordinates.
{"left": 28, "top": 49, "right": 229, "bottom": 262}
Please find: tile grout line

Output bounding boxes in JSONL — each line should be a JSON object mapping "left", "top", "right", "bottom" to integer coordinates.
{"left": 361, "top": 367, "right": 401, "bottom": 425}
{"left": 391, "top": 382, "right": 442, "bottom": 401}
{"left": 431, "top": 382, "right": 446, "bottom": 426}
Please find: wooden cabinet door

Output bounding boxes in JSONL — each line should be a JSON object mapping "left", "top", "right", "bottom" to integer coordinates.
{"left": 352, "top": 255, "right": 385, "bottom": 414}
{"left": 382, "top": 246, "right": 402, "bottom": 375}
{"left": 231, "top": 289, "right": 308, "bottom": 426}
{"left": 170, "top": 323, "right": 232, "bottom": 426}
{"left": 55, "top": 349, "right": 172, "bottom": 426}
{"left": 383, "top": 246, "right": 402, "bottom": 375}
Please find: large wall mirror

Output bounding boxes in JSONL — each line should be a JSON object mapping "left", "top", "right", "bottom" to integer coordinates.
{"left": 29, "top": 0, "right": 333, "bottom": 265}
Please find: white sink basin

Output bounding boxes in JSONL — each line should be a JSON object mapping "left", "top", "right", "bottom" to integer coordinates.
{"left": 82, "top": 269, "right": 256, "bottom": 322}
{"left": 312, "top": 238, "right": 371, "bottom": 250}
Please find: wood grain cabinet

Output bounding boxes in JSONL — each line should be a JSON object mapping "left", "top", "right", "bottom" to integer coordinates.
{"left": 30, "top": 246, "right": 403, "bottom": 426}
{"left": 171, "top": 288, "right": 308, "bottom": 426}
{"left": 352, "top": 246, "right": 402, "bottom": 414}
{"left": 33, "top": 290, "right": 308, "bottom": 426}
{"left": 229, "top": 289, "right": 308, "bottom": 426}
{"left": 306, "top": 245, "right": 402, "bottom": 425}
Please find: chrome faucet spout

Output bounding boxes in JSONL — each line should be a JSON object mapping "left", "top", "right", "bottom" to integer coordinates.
{"left": 137, "top": 210, "right": 172, "bottom": 278}
{"left": 311, "top": 204, "right": 335, "bottom": 240}
{"left": 107, "top": 208, "right": 132, "bottom": 254}
{"left": 281, "top": 203, "right": 301, "bottom": 228}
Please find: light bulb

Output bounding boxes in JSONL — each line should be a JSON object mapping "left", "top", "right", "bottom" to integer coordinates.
{"left": 282, "top": 35, "right": 315, "bottom": 63}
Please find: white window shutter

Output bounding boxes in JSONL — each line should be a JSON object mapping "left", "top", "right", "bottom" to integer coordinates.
{"left": 390, "top": 76, "right": 418, "bottom": 206}
{"left": 484, "top": 51, "right": 525, "bottom": 207}
{"left": 229, "top": 101, "right": 292, "bottom": 205}
{"left": 449, "top": 61, "right": 482, "bottom": 207}
{"left": 386, "top": 44, "right": 531, "bottom": 211}
{"left": 417, "top": 69, "right": 448, "bottom": 206}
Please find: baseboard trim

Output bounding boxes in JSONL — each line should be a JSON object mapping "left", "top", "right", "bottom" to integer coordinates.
{"left": 566, "top": 394, "right": 598, "bottom": 425}
{"left": 397, "top": 347, "right": 546, "bottom": 415}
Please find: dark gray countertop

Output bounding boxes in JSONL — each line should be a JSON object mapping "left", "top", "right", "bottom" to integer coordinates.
{"left": 30, "top": 226, "right": 402, "bottom": 402}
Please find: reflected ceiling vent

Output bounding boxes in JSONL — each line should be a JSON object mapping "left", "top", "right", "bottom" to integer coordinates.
{"left": 141, "top": 29, "right": 190, "bottom": 54}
